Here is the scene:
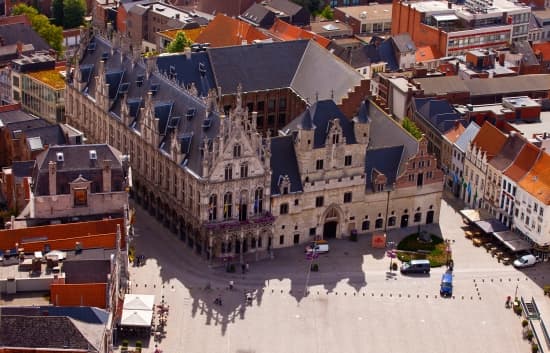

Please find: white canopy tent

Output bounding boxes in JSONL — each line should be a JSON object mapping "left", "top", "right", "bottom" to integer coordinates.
{"left": 120, "top": 309, "right": 154, "bottom": 327}
{"left": 123, "top": 294, "right": 155, "bottom": 311}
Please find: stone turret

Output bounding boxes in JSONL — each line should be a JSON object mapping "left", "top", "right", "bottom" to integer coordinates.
{"left": 353, "top": 100, "right": 371, "bottom": 145}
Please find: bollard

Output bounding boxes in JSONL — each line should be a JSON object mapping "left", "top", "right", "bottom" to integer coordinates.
{"left": 417, "top": 294, "right": 420, "bottom": 298}
{"left": 281, "top": 290, "right": 283, "bottom": 293}
{"left": 144, "top": 284, "right": 147, "bottom": 288}
{"left": 317, "top": 291, "right": 319, "bottom": 295}
{"left": 462, "top": 296, "right": 464, "bottom": 299}
{"left": 471, "top": 296, "right": 473, "bottom": 300}
{"left": 344, "top": 292, "right": 347, "bottom": 296}
{"left": 335, "top": 292, "right": 338, "bottom": 295}
{"left": 389, "top": 293, "right": 392, "bottom": 297}
{"left": 372, "top": 293, "right": 374, "bottom": 296}
{"left": 380, "top": 293, "right": 383, "bottom": 297}
{"left": 426, "top": 295, "right": 428, "bottom": 298}
{"left": 154, "top": 285, "right": 156, "bottom": 288}
{"left": 452, "top": 296, "right": 455, "bottom": 299}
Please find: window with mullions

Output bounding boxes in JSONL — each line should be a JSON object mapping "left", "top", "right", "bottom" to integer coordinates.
{"left": 223, "top": 192, "right": 232, "bottom": 219}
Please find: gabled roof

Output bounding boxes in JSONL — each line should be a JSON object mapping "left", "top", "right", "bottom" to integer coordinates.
{"left": 365, "top": 146, "right": 404, "bottom": 188}
{"left": 156, "top": 51, "right": 215, "bottom": 97}
{"left": 443, "top": 121, "right": 465, "bottom": 144}
{"left": 1, "top": 306, "right": 109, "bottom": 325}
{"left": 11, "top": 160, "right": 35, "bottom": 178}
{"left": 0, "top": 108, "right": 37, "bottom": 126}
{"left": 416, "top": 45, "right": 441, "bottom": 62}
{"left": 533, "top": 42, "right": 550, "bottom": 62}
{"left": 264, "top": 0, "right": 304, "bottom": 16}
{"left": 240, "top": 3, "right": 275, "bottom": 27}
{"left": 194, "top": 14, "right": 269, "bottom": 48}
{"left": 489, "top": 132, "right": 527, "bottom": 171}
{"left": 413, "top": 98, "right": 463, "bottom": 134}
{"left": 285, "top": 100, "right": 356, "bottom": 148}
{"left": 454, "top": 121, "right": 480, "bottom": 152}
{"left": 24, "top": 124, "right": 68, "bottom": 147}
{"left": 470, "top": 121, "right": 507, "bottom": 161}
{"left": 511, "top": 40, "right": 539, "bottom": 66}
{"left": 268, "top": 18, "right": 330, "bottom": 48}
{"left": 518, "top": 151, "right": 550, "bottom": 205}
{"left": 378, "top": 39, "right": 399, "bottom": 71}
{"left": 0, "top": 315, "right": 98, "bottom": 350}
{"left": 6, "top": 119, "right": 49, "bottom": 135}
{"left": 392, "top": 33, "right": 416, "bottom": 54}
{"left": 0, "top": 22, "right": 50, "bottom": 52}
{"left": 503, "top": 142, "right": 541, "bottom": 182}
{"left": 270, "top": 135, "right": 303, "bottom": 195}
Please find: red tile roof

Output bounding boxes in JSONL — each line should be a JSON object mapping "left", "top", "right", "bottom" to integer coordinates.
{"left": 471, "top": 121, "right": 507, "bottom": 161}
{"left": 194, "top": 14, "right": 269, "bottom": 48}
{"left": 533, "top": 42, "right": 550, "bottom": 62}
{"left": 416, "top": 45, "right": 441, "bottom": 62}
{"left": 443, "top": 121, "right": 465, "bottom": 143}
{"left": 268, "top": 18, "right": 330, "bottom": 48}
{"left": 503, "top": 142, "right": 541, "bottom": 182}
{"left": 518, "top": 151, "right": 550, "bottom": 205}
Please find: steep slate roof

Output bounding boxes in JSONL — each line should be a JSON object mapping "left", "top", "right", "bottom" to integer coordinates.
{"left": 392, "top": 33, "right": 416, "bottom": 53}
{"left": 207, "top": 40, "right": 308, "bottom": 94}
{"left": 24, "top": 124, "right": 68, "bottom": 147}
{"left": 471, "top": 122, "right": 508, "bottom": 161}
{"left": 207, "top": 39, "right": 363, "bottom": 104}
{"left": 79, "top": 36, "right": 221, "bottom": 177}
{"left": 413, "top": 76, "right": 469, "bottom": 95}
{"left": 511, "top": 40, "right": 539, "bottom": 66}
{"left": 489, "top": 132, "right": 527, "bottom": 171}
{"left": 518, "top": 151, "right": 550, "bottom": 205}
{"left": 0, "top": 109, "right": 37, "bottom": 126}
{"left": 240, "top": 3, "right": 276, "bottom": 27}
{"left": 156, "top": 51, "right": 216, "bottom": 97}
{"left": 12, "top": 160, "right": 35, "bottom": 178}
{"left": 378, "top": 39, "right": 399, "bottom": 71}
{"left": 416, "top": 45, "right": 440, "bottom": 62}
{"left": 365, "top": 146, "right": 404, "bottom": 188}
{"left": 503, "top": 143, "right": 541, "bottom": 182}
{"left": 454, "top": 121, "right": 480, "bottom": 152}
{"left": 266, "top": 0, "right": 303, "bottom": 16}
{"left": 270, "top": 135, "right": 303, "bottom": 195}
{"left": 0, "top": 315, "right": 97, "bottom": 350}
{"left": 413, "top": 98, "right": 463, "bottom": 134}
{"left": 194, "top": 14, "right": 269, "bottom": 48}
{"left": 1, "top": 306, "right": 109, "bottom": 325}
{"left": 33, "top": 144, "right": 124, "bottom": 196}
{"left": 285, "top": 99, "right": 357, "bottom": 148}
{"left": 0, "top": 22, "right": 50, "bottom": 52}
{"left": 6, "top": 119, "right": 49, "bottom": 135}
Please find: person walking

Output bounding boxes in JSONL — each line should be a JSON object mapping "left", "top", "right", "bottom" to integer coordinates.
{"left": 245, "top": 263, "right": 250, "bottom": 272}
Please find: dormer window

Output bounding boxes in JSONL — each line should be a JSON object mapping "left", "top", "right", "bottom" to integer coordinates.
{"left": 332, "top": 133, "right": 339, "bottom": 144}
{"left": 73, "top": 188, "right": 87, "bottom": 206}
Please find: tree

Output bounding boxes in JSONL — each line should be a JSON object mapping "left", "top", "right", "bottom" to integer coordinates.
{"left": 12, "top": 4, "right": 63, "bottom": 53}
{"left": 63, "top": 0, "right": 86, "bottom": 29}
{"left": 165, "top": 31, "right": 192, "bottom": 53}
{"left": 52, "top": 0, "right": 64, "bottom": 26}
{"left": 319, "top": 5, "right": 334, "bottom": 20}
{"left": 402, "top": 117, "right": 423, "bottom": 140}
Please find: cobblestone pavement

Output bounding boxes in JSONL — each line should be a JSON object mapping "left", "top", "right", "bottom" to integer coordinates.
{"left": 122, "top": 193, "right": 550, "bottom": 353}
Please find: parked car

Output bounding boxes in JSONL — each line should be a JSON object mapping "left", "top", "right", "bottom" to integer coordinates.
{"left": 400, "top": 259, "right": 431, "bottom": 274}
{"left": 305, "top": 240, "right": 329, "bottom": 254}
{"left": 440, "top": 272, "right": 453, "bottom": 297}
{"left": 513, "top": 254, "right": 539, "bottom": 268}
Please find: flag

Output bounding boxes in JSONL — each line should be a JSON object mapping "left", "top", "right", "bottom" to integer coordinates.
{"left": 467, "top": 182, "right": 472, "bottom": 196}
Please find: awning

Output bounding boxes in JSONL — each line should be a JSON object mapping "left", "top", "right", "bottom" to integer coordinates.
{"left": 433, "top": 14, "right": 459, "bottom": 22}
{"left": 493, "top": 231, "right": 532, "bottom": 252}
{"left": 460, "top": 209, "right": 492, "bottom": 223}
{"left": 120, "top": 309, "right": 153, "bottom": 327}
{"left": 123, "top": 294, "right": 155, "bottom": 311}
{"left": 474, "top": 219, "right": 508, "bottom": 233}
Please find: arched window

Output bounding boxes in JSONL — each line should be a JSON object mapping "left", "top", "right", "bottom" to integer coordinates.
{"left": 254, "top": 188, "right": 263, "bottom": 214}
{"left": 388, "top": 216, "right": 396, "bottom": 227}
{"left": 375, "top": 218, "right": 384, "bottom": 229}
{"left": 223, "top": 192, "right": 232, "bottom": 219}
{"left": 209, "top": 194, "right": 217, "bottom": 221}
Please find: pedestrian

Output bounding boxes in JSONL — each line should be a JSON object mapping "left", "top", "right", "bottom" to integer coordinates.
{"left": 228, "top": 280, "right": 234, "bottom": 290}
{"left": 241, "top": 263, "right": 246, "bottom": 274}
{"left": 245, "top": 263, "right": 249, "bottom": 272}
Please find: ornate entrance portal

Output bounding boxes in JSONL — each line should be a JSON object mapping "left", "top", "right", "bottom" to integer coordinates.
{"left": 323, "top": 207, "right": 340, "bottom": 239}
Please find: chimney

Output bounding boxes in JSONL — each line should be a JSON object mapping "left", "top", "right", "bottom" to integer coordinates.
{"left": 16, "top": 41, "right": 22, "bottom": 56}
{"left": 48, "top": 161, "right": 57, "bottom": 195}
{"left": 447, "top": 1, "right": 452, "bottom": 9}
{"left": 183, "top": 46, "right": 191, "bottom": 59}
{"left": 102, "top": 160, "right": 112, "bottom": 192}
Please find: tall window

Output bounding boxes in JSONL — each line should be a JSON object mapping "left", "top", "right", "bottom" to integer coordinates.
{"left": 280, "top": 203, "right": 289, "bottom": 215}
{"left": 73, "top": 188, "right": 87, "bottom": 206}
{"left": 254, "top": 188, "right": 263, "bottom": 214}
{"left": 223, "top": 192, "right": 232, "bottom": 219}
{"left": 209, "top": 194, "right": 217, "bottom": 221}
{"left": 224, "top": 164, "right": 233, "bottom": 181}
{"left": 315, "top": 196, "right": 324, "bottom": 207}
{"left": 344, "top": 155, "right": 352, "bottom": 166}
{"left": 240, "top": 163, "right": 248, "bottom": 178}
{"left": 233, "top": 144, "right": 241, "bottom": 158}
{"left": 316, "top": 159, "right": 324, "bottom": 170}
{"left": 343, "top": 192, "right": 352, "bottom": 203}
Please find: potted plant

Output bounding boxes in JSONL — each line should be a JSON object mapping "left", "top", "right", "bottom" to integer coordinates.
{"left": 525, "top": 329, "right": 534, "bottom": 341}
{"left": 532, "top": 343, "right": 539, "bottom": 353}
{"left": 135, "top": 340, "right": 142, "bottom": 353}
{"left": 392, "top": 262, "right": 398, "bottom": 271}
{"left": 522, "top": 319, "right": 529, "bottom": 328}
{"left": 311, "top": 263, "right": 319, "bottom": 272}
{"left": 543, "top": 285, "right": 550, "bottom": 296}
{"left": 121, "top": 340, "right": 129, "bottom": 353}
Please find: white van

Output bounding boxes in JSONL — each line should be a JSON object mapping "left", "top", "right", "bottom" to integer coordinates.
{"left": 305, "top": 240, "right": 329, "bottom": 254}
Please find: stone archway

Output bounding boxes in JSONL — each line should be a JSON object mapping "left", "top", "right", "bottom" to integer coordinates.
{"left": 321, "top": 205, "right": 344, "bottom": 239}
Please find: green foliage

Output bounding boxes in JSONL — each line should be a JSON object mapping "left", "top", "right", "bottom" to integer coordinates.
{"left": 402, "top": 117, "right": 423, "bottom": 140}
{"left": 12, "top": 4, "right": 63, "bottom": 53}
{"left": 396, "top": 233, "right": 446, "bottom": 267}
{"left": 52, "top": 0, "right": 64, "bottom": 26}
{"left": 166, "top": 31, "right": 192, "bottom": 53}
{"left": 522, "top": 319, "right": 529, "bottom": 327}
{"left": 319, "top": 5, "right": 334, "bottom": 20}
{"left": 63, "top": 0, "right": 86, "bottom": 29}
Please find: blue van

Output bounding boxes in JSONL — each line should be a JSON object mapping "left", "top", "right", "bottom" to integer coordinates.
{"left": 440, "top": 272, "right": 453, "bottom": 297}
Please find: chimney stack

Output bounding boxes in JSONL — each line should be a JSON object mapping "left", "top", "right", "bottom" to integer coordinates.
{"left": 16, "top": 41, "right": 22, "bottom": 56}
{"left": 102, "top": 160, "right": 112, "bottom": 193}
{"left": 48, "top": 161, "right": 57, "bottom": 196}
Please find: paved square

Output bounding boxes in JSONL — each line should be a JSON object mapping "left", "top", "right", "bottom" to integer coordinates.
{"left": 124, "top": 196, "right": 550, "bottom": 353}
